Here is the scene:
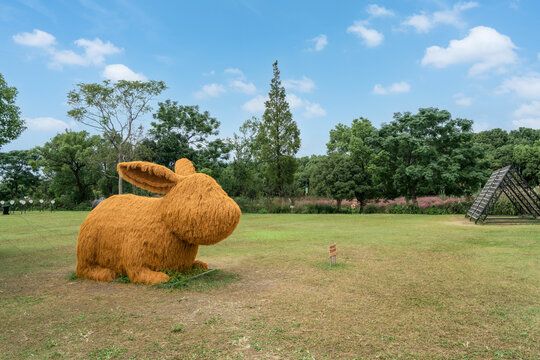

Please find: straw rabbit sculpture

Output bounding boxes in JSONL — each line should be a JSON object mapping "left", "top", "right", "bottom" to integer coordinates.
{"left": 76, "top": 158, "right": 241, "bottom": 284}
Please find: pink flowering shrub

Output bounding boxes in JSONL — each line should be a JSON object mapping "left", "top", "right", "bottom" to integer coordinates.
{"left": 367, "top": 196, "right": 467, "bottom": 209}
{"left": 234, "top": 195, "right": 473, "bottom": 214}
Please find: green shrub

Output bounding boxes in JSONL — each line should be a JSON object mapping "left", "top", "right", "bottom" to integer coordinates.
{"left": 491, "top": 197, "right": 519, "bottom": 215}
{"left": 362, "top": 205, "right": 384, "bottom": 214}
{"left": 300, "top": 204, "right": 339, "bottom": 214}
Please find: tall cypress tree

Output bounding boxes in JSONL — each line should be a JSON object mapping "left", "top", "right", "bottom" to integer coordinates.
{"left": 256, "top": 60, "right": 301, "bottom": 196}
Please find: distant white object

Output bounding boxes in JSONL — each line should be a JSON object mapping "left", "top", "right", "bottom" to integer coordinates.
{"left": 20, "top": 200, "right": 26, "bottom": 205}
{"left": 29, "top": 199, "right": 34, "bottom": 204}
{"left": 51, "top": 200, "right": 55, "bottom": 204}
{"left": 10, "top": 200, "right": 15, "bottom": 205}
{"left": 39, "top": 199, "right": 44, "bottom": 204}
{"left": 0, "top": 201, "right": 4, "bottom": 205}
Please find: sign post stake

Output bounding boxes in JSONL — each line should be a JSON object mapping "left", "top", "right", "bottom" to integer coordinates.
{"left": 328, "top": 243, "right": 337, "bottom": 268}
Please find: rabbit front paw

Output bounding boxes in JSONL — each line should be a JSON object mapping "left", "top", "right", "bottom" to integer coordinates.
{"left": 127, "top": 267, "right": 170, "bottom": 284}
{"left": 192, "top": 260, "right": 209, "bottom": 270}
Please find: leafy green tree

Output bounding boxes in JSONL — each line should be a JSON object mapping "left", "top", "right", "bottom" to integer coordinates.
{"left": 225, "top": 117, "right": 264, "bottom": 198}
{"left": 473, "top": 127, "right": 540, "bottom": 185}
{"left": 91, "top": 138, "right": 121, "bottom": 197}
{"left": 327, "top": 117, "right": 379, "bottom": 209}
{"left": 513, "top": 140, "right": 540, "bottom": 186}
{"left": 378, "top": 108, "right": 486, "bottom": 202}
{"left": 36, "top": 131, "right": 101, "bottom": 203}
{"left": 312, "top": 154, "right": 355, "bottom": 211}
{"left": 294, "top": 155, "right": 324, "bottom": 197}
{"left": 147, "top": 99, "right": 231, "bottom": 178}
{"left": 0, "top": 74, "right": 25, "bottom": 148}
{"left": 509, "top": 127, "right": 540, "bottom": 146}
{"left": 473, "top": 128, "right": 513, "bottom": 171}
{"left": 0, "top": 150, "right": 40, "bottom": 199}
{"left": 67, "top": 80, "right": 166, "bottom": 194}
{"left": 256, "top": 61, "right": 301, "bottom": 196}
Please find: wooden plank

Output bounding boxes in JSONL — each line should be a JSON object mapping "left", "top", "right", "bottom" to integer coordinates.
{"left": 328, "top": 243, "right": 337, "bottom": 257}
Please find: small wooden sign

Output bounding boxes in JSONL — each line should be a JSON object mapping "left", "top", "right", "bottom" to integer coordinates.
{"left": 328, "top": 243, "right": 337, "bottom": 256}
{"left": 328, "top": 243, "right": 337, "bottom": 267}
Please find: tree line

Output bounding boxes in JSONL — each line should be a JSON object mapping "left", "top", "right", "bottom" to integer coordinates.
{"left": 1, "top": 64, "right": 539, "bottom": 210}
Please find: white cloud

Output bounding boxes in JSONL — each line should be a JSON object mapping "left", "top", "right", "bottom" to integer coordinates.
{"left": 285, "top": 93, "right": 326, "bottom": 117}
{"left": 225, "top": 68, "right": 257, "bottom": 94}
{"left": 242, "top": 93, "right": 325, "bottom": 118}
{"left": 455, "top": 97, "right": 473, "bottom": 106}
{"left": 24, "top": 117, "right": 73, "bottom": 132}
{"left": 403, "top": 1, "right": 479, "bottom": 33}
{"left": 421, "top": 26, "right": 517, "bottom": 76}
{"left": 73, "top": 38, "right": 121, "bottom": 66}
{"left": 194, "top": 83, "right": 226, "bottom": 99}
{"left": 512, "top": 118, "right": 540, "bottom": 128}
{"left": 13, "top": 29, "right": 56, "bottom": 48}
{"left": 224, "top": 68, "right": 245, "bottom": 80}
{"left": 230, "top": 79, "right": 257, "bottom": 94}
{"left": 50, "top": 50, "right": 87, "bottom": 66}
{"left": 454, "top": 93, "right": 473, "bottom": 106}
{"left": 13, "top": 29, "right": 122, "bottom": 69}
{"left": 283, "top": 76, "right": 316, "bottom": 93}
{"left": 309, "top": 34, "right": 328, "bottom": 51}
{"left": 473, "top": 121, "right": 491, "bottom": 132}
{"left": 498, "top": 74, "right": 540, "bottom": 99}
{"left": 303, "top": 102, "right": 326, "bottom": 118}
{"left": 499, "top": 83, "right": 540, "bottom": 128}
{"left": 203, "top": 70, "right": 215, "bottom": 76}
{"left": 403, "top": 14, "right": 432, "bottom": 33}
{"left": 373, "top": 81, "right": 410, "bottom": 95}
{"left": 513, "top": 101, "right": 540, "bottom": 117}
{"left": 538, "top": 53, "right": 540, "bottom": 61}
{"left": 242, "top": 95, "right": 267, "bottom": 113}
{"left": 347, "top": 21, "right": 383, "bottom": 47}
{"left": 102, "top": 64, "right": 147, "bottom": 81}
{"left": 286, "top": 93, "right": 305, "bottom": 109}
{"left": 506, "top": 99, "right": 540, "bottom": 129}
{"left": 366, "top": 4, "right": 394, "bottom": 17}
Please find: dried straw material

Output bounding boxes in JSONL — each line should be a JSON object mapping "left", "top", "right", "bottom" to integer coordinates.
{"left": 76, "top": 158, "right": 241, "bottom": 284}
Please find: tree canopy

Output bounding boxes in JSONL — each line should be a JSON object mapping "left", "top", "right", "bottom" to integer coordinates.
{"left": 0, "top": 73, "right": 25, "bottom": 148}
{"left": 312, "top": 153, "right": 355, "bottom": 210}
{"left": 36, "top": 131, "right": 101, "bottom": 203}
{"left": 256, "top": 60, "right": 300, "bottom": 196}
{"left": 146, "top": 99, "right": 230, "bottom": 177}
{"left": 67, "top": 79, "right": 166, "bottom": 194}
{"left": 327, "top": 117, "right": 379, "bottom": 208}
{"left": 0, "top": 150, "right": 39, "bottom": 199}
{"left": 377, "top": 108, "right": 486, "bottom": 202}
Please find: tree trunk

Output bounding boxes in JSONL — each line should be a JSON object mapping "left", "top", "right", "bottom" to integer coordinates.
{"left": 73, "top": 169, "right": 85, "bottom": 201}
{"left": 118, "top": 152, "right": 123, "bottom": 194}
{"left": 410, "top": 186, "right": 417, "bottom": 204}
{"left": 13, "top": 183, "right": 18, "bottom": 199}
{"left": 336, "top": 198, "right": 342, "bottom": 212}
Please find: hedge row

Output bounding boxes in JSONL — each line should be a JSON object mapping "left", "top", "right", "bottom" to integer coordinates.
{"left": 233, "top": 197, "right": 521, "bottom": 215}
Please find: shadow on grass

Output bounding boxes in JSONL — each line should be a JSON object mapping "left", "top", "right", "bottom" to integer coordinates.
{"left": 66, "top": 268, "right": 239, "bottom": 292}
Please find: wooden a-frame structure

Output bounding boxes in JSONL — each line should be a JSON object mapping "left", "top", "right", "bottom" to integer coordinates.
{"left": 466, "top": 165, "right": 540, "bottom": 224}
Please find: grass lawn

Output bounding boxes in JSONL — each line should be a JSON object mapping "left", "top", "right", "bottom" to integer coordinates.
{"left": 0, "top": 212, "right": 538, "bottom": 359}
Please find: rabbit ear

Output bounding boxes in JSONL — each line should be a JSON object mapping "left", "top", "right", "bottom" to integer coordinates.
{"left": 174, "top": 158, "right": 196, "bottom": 176}
{"left": 117, "top": 161, "right": 180, "bottom": 194}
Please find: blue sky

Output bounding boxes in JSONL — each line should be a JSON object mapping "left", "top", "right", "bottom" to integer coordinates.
{"left": 1, "top": 0, "right": 540, "bottom": 156}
